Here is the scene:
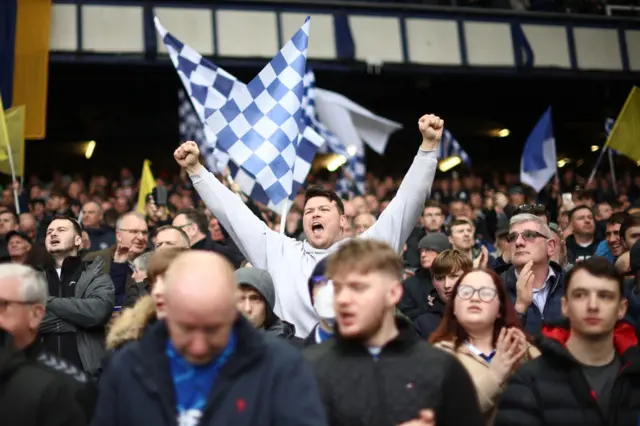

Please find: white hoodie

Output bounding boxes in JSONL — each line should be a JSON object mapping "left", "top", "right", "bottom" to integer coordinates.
{"left": 189, "top": 149, "right": 438, "bottom": 337}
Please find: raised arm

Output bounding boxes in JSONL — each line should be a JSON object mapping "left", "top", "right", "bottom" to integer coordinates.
{"left": 174, "top": 141, "right": 287, "bottom": 269}
{"left": 360, "top": 114, "right": 442, "bottom": 252}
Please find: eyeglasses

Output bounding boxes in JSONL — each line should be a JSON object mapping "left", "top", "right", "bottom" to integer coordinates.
{"left": 506, "top": 230, "right": 548, "bottom": 244}
{"left": 456, "top": 285, "right": 497, "bottom": 302}
{"left": 0, "top": 298, "right": 35, "bottom": 313}
{"left": 516, "top": 204, "right": 546, "bottom": 215}
{"left": 119, "top": 228, "right": 149, "bottom": 237}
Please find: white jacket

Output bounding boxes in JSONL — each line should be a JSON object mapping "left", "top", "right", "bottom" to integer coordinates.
{"left": 190, "top": 149, "right": 438, "bottom": 337}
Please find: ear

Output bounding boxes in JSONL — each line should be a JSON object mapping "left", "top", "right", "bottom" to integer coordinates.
{"left": 74, "top": 234, "right": 82, "bottom": 248}
{"left": 547, "top": 237, "right": 557, "bottom": 259}
{"left": 389, "top": 280, "right": 403, "bottom": 306}
{"left": 561, "top": 295, "right": 568, "bottom": 317}
{"left": 448, "top": 236, "right": 454, "bottom": 245}
{"left": 618, "top": 298, "right": 629, "bottom": 321}
{"left": 339, "top": 215, "right": 347, "bottom": 229}
{"left": 30, "top": 304, "right": 45, "bottom": 330}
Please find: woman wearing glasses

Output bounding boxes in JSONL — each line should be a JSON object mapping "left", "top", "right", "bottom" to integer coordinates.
{"left": 430, "top": 269, "right": 539, "bottom": 425}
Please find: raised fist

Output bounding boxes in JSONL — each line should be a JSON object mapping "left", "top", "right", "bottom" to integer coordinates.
{"left": 418, "top": 114, "right": 444, "bottom": 150}
{"left": 174, "top": 141, "right": 202, "bottom": 174}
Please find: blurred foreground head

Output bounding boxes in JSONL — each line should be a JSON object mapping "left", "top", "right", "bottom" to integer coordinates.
{"left": 163, "top": 251, "right": 237, "bottom": 365}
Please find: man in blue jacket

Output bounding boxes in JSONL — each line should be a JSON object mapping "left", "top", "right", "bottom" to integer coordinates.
{"left": 92, "top": 251, "right": 327, "bottom": 426}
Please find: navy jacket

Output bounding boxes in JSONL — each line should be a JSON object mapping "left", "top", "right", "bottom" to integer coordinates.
{"left": 501, "top": 262, "right": 565, "bottom": 336}
{"left": 92, "top": 317, "right": 327, "bottom": 426}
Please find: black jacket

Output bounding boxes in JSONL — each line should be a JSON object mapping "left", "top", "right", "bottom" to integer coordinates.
{"left": 92, "top": 317, "right": 327, "bottom": 426}
{"left": 398, "top": 268, "right": 433, "bottom": 321}
{"left": 0, "top": 331, "right": 86, "bottom": 426}
{"left": 413, "top": 291, "right": 446, "bottom": 339}
{"left": 24, "top": 339, "right": 97, "bottom": 422}
{"left": 303, "top": 319, "right": 484, "bottom": 426}
{"left": 565, "top": 234, "right": 600, "bottom": 264}
{"left": 495, "top": 321, "right": 640, "bottom": 426}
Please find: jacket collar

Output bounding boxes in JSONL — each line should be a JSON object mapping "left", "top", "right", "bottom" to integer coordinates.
{"left": 132, "top": 315, "right": 267, "bottom": 401}
{"left": 335, "top": 317, "right": 419, "bottom": 355}
{"left": 540, "top": 320, "right": 640, "bottom": 369}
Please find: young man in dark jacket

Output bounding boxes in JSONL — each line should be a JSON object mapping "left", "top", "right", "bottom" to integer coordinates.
{"left": 93, "top": 251, "right": 327, "bottom": 426}
{"left": 398, "top": 232, "right": 451, "bottom": 321}
{"left": 496, "top": 257, "right": 640, "bottom": 426}
{"left": 304, "top": 239, "right": 484, "bottom": 426}
{"left": 413, "top": 249, "right": 473, "bottom": 338}
{"left": 0, "top": 329, "right": 85, "bottom": 426}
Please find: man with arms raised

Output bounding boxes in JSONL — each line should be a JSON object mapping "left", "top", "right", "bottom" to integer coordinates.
{"left": 174, "top": 114, "right": 443, "bottom": 337}
{"left": 304, "top": 239, "right": 483, "bottom": 426}
{"left": 92, "top": 251, "right": 327, "bottom": 426}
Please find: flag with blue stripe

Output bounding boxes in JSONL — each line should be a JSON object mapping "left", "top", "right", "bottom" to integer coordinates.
{"left": 204, "top": 17, "right": 312, "bottom": 211}
{"left": 157, "top": 17, "right": 324, "bottom": 212}
{"left": 520, "top": 107, "right": 557, "bottom": 193}
{"left": 439, "top": 129, "right": 471, "bottom": 165}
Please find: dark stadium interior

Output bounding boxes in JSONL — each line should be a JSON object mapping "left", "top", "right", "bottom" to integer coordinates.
{"left": 32, "top": 60, "right": 638, "bottom": 180}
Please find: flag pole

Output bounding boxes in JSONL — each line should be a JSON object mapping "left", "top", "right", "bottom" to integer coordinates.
{"left": 5, "top": 143, "right": 19, "bottom": 214}
{"left": 608, "top": 148, "right": 618, "bottom": 195}
{"left": 587, "top": 147, "right": 608, "bottom": 185}
{"left": 280, "top": 199, "right": 289, "bottom": 235}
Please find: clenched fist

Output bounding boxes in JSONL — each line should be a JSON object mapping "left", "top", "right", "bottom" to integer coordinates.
{"left": 174, "top": 141, "right": 203, "bottom": 175}
{"left": 418, "top": 114, "right": 444, "bottom": 151}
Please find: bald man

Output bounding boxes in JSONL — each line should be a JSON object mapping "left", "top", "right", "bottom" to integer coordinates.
{"left": 353, "top": 213, "right": 377, "bottom": 236}
{"left": 92, "top": 251, "right": 327, "bottom": 426}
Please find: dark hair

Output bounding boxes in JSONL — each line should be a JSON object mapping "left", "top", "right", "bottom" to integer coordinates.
{"left": 304, "top": 186, "right": 344, "bottom": 215}
{"left": 449, "top": 218, "right": 473, "bottom": 230}
{"left": 424, "top": 200, "right": 443, "bottom": 213}
{"left": 569, "top": 205, "right": 593, "bottom": 221}
{"left": 176, "top": 208, "right": 208, "bottom": 235}
{"left": 49, "top": 215, "right": 83, "bottom": 236}
{"left": 621, "top": 214, "right": 640, "bottom": 246}
{"left": 429, "top": 268, "right": 528, "bottom": 349}
{"left": 564, "top": 257, "right": 624, "bottom": 296}
{"left": 607, "top": 212, "right": 628, "bottom": 226}
{"left": 0, "top": 210, "right": 19, "bottom": 225}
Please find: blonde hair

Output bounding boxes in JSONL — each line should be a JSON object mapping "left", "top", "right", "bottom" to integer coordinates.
{"left": 327, "top": 239, "right": 402, "bottom": 281}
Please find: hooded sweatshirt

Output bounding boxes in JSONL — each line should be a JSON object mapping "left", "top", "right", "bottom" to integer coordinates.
{"left": 235, "top": 268, "right": 297, "bottom": 339}
{"left": 190, "top": 149, "right": 438, "bottom": 336}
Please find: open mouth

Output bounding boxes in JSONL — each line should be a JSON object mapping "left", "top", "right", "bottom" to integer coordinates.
{"left": 339, "top": 312, "right": 356, "bottom": 325}
{"left": 311, "top": 222, "right": 324, "bottom": 235}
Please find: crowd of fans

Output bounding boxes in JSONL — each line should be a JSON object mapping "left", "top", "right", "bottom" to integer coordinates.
{"left": 1, "top": 114, "right": 640, "bottom": 425}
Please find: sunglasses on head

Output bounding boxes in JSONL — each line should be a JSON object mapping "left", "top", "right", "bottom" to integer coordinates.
{"left": 516, "top": 204, "right": 546, "bottom": 215}
{"left": 506, "top": 230, "right": 549, "bottom": 244}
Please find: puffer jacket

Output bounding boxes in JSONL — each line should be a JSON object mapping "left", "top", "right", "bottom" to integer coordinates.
{"left": 495, "top": 321, "right": 640, "bottom": 426}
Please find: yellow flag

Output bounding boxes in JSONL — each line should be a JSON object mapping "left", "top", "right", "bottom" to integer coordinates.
{"left": 0, "top": 99, "right": 26, "bottom": 176}
{"left": 605, "top": 86, "right": 640, "bottom": 163}
{"left": 136, "top": 160, "right": 156, "bottom": 214}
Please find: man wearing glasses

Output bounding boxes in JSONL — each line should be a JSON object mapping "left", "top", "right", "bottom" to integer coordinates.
{"left": 85, "top": 211, "right": 148, "bottom": 308}
{"left": 500, "top": 213, "right": 565, "bottom": 334}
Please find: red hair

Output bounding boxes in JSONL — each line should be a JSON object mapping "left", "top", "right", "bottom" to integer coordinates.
{"left": 429, "top": 268, "right": 530, "bottom": 349}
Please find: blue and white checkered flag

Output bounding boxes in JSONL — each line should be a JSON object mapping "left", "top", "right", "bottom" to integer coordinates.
{"left": 157, "top": 17, "right": 324, "bottom": 212}
{"left": 178, "top": 88, "right": 208, "bottom": 155}
{"left": 205, "top": 17, "right": 312, "bottom": 211}
{"left": 156, "top": 17, "right": 240, "bottom": 173}
{"left": 439, "top": 129, "right": 470, "bottom": 165}
{"left": 336, "top": 154, "right": 366, "bottom": 198}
